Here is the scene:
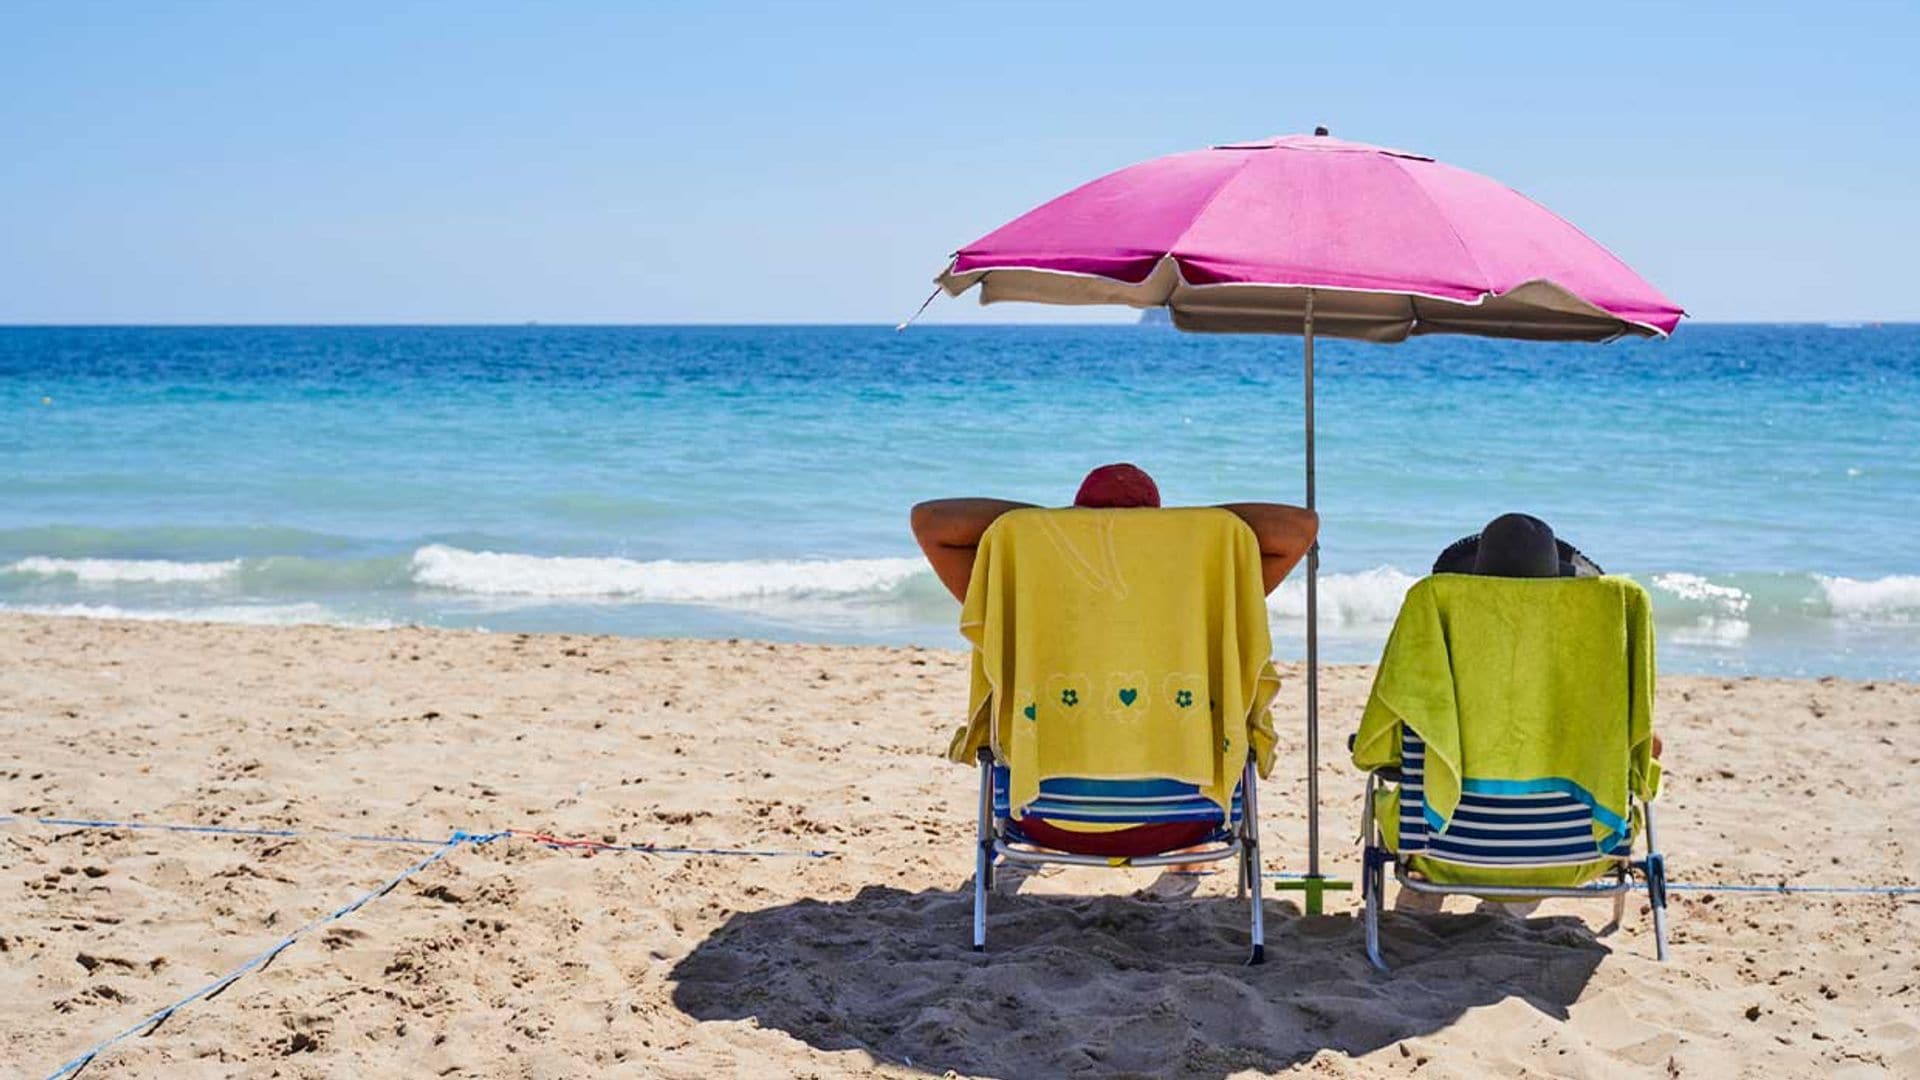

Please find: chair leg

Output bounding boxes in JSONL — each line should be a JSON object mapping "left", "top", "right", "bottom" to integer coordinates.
{"left": 1642, "top": 802, "right": 1670, "bottom": 962}
{"left": 973, "top": 841, "right": 988, "bottom": 953}
{"left": 1363, "top": 846, "right": 1388, "bottom": 971}
{"left": 1358, "top": 773, "right": 1388, "bottom": 971}
{"left": 1236, "top": 842, "right": 1249, "bottom": 901}
{"left": 1242, "top": 757, "right": 1265, "bottom": 965}
{"left": 974, "top": 750, "right": 991, "bottom": 953}
{"left": 1649, "top": 870, "right": 1670, "bottom": 962}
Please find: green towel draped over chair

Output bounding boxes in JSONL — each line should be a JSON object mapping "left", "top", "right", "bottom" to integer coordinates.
{"left": 1352, "top": 574, "right": 1662, "bottom": 855}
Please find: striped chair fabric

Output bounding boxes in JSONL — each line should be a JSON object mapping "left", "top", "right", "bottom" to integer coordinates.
{"left": 1398, "top": 729, "right": 1630, "bottom": 866}
{"left": 992, "top": 764, "right": 1242, "bottom": 832}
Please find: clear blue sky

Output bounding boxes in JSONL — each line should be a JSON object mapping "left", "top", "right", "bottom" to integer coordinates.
{"left": 2, "top": 1, "right": 1913, "bottom": 324}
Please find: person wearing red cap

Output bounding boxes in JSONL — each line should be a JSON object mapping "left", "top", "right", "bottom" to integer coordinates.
{"left": 910, "top": 463, "right": 1318, "bottom": 602}
{"left": 913, "top": 464, "right": 1316, "bottom": 887}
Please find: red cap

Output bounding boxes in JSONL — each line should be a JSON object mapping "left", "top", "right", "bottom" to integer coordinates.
{"left": 1073, "top": 463, "right": 1161, "bottom": 509}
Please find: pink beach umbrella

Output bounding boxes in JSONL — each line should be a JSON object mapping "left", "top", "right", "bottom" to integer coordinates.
{"left": 919, "top": 129, "right": 1682, "bottom": 912}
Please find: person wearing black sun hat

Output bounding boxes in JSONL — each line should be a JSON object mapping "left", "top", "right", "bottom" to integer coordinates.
{"left": 1397, "top": 511, "right": 1653, "bottom": 919}
{"left": 1428, "top": 511, "right": 1661, "bottom": 767}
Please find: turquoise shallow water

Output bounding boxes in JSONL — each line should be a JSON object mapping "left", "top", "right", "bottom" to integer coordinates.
{"left": 2, "top": 323, "right": 1916, "bottom": 679}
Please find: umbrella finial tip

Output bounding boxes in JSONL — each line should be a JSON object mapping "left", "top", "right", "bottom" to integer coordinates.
{"left": 1314, "top": 125, "right": 1329, "bottom": 137}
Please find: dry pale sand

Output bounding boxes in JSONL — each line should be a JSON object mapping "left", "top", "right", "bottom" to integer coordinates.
{"left": 2, "top": 613, "right": 1918, "bottom": 1079}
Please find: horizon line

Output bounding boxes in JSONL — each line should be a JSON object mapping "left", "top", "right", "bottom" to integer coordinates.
{"left": 1, "top": 319, "right": 1913, "bottom": 330}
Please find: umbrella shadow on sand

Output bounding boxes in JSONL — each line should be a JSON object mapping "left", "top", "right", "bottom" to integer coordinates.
{"left": 671, "top": 883, "right": 1608, "bottom": 1078}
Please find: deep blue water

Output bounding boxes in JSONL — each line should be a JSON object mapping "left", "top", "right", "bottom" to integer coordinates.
{"left": 2, "top": 323, "right": 1916, "bottom": 678}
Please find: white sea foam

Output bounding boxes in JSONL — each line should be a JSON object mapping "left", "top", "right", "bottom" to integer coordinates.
{"left": 1666, "top": 616, "right": 1753, "bottom": 648}
{"left": 1651, "top": 572, "right": 1751, "bottom": 615}
{"left": 1268, "top": 566, "right": 1420, "bottom": 626}
{"left": 0, "top": 601, "right": 384, "bottom": 628}
{"left": 1816, "top": 574, "right": 1920, "bottom": 620}
{"left": 9, "top": 543, "right": 1917, "bottom": 644}
{"left": 5, "top": 556, "right": 241, "bottom": 584}
{"left": 408, "top": 545, "right": 927, "bottom": 601}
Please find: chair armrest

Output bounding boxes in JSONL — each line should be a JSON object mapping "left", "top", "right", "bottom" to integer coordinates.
{"left": 1350, "top": 733, "right": 1402, "bottom": 783}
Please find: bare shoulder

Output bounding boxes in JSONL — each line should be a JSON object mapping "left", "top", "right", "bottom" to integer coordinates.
{"left": 910, "top": 498, "right": 1037, "bottom": 546}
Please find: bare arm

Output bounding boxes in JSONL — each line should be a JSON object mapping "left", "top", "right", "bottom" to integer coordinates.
{"left": 910, "top": 498, "right": 1037, "bottom": 601}
{"left": 1215, "top": 503, "right": 1319, "bottom": 595}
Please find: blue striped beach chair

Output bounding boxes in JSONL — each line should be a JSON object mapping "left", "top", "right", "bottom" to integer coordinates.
{"left": 952, "top": 506, "right": 1281, "bottom": 964}
{"left": 974, "top": 750, "right": 1268, "bottom": 963}
{"left": 1358, "top": 728, "right": 1670, "bottom": 970}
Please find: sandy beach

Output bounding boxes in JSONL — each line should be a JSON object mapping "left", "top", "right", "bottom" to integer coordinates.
{"left": 2, "top": 613, "right": 1917, "bottom": 1078}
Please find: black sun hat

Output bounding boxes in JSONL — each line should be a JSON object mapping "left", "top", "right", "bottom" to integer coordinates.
{"left": 1432, "top": 513, "right": 1604, "bottom": 578}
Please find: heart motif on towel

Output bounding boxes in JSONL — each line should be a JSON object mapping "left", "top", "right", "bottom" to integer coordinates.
{"left": 1023, "top": 703, "right": 1036, "bottom": 721}
{"left": 1118, "top": 688, "right": 1138, "bottom": 707}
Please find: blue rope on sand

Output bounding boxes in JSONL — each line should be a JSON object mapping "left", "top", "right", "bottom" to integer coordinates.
{"left": 1, "top": 813, "right": 833, "bottom": 860}
{"left": 1263, "top": 870, "right": 1920, "bottom": 897}
{"left": 1666, "top": 882, "right": 1920, "bottom": 896}
{"left": 2, "top": 814, "right": 450, "bottom": 848}
{"left": 42, "top": 829, "right": 506, "bottom": 1080}
{"left": 17, "top": 811, "right": 830, "bottom": 1079}
{"left": 514, "top": 829, "right": 831, "bottom": 859}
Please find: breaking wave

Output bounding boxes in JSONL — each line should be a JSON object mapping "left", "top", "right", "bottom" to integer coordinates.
{"left": 3, "top": 542, "right": 1916, "bottom": 637}
{"left": 1268, "top": 566, "right": 1421, "bottom": 627}
{"left": 0, "top": 601, "right": 387, "bottom": 628}
{"left": 1816, "top": 574, "right": 1920, "bottom": 620}
{"left": 406, "top": 545, "right": 929, "bottom": 601}
{"left": 5, "top": 556, "right": 242, "bottom": 584}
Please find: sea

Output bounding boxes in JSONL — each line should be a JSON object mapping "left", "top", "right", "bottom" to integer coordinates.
{"left": 2, "top": 323, "right": 1916, "bottom": 680}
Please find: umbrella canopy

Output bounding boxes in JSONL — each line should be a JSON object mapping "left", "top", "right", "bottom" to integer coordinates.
{"left": 936, "top": 133, "right": 1682, "bottom": 341}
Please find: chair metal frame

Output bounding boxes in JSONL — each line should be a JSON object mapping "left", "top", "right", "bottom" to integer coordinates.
{"left": 1357, "top": 768, "right": 1669, "bottom": 971}
{"left": 973, "top": 748, "right": 1268, "bottom": 964}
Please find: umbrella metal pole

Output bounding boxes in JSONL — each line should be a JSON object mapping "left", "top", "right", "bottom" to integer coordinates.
{"left": 1271, "top": 288, "right": 1348, "bottom": 915}
{"left": 1302, "top": 289, "right": 1323, "bottom": 906}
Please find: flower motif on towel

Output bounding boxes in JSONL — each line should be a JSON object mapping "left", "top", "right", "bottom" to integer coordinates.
{"left": 1045, "top": 674, "right": 1087, "bottom": 713}
{"left": 1162, "top": 672, "right": 1208, "bottom": 718}
{"left": 1103, "top": 671, "right": 1149, "bottom": 722}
